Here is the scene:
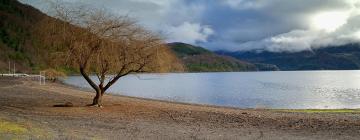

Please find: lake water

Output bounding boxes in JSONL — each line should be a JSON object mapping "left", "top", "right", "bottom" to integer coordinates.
{"left": 62, "top": 71, "right": 360, "bottom": 109}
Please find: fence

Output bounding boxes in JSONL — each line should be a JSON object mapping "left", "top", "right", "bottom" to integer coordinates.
{"left": 0, "top": 72, "right": 46, "bottom": 85}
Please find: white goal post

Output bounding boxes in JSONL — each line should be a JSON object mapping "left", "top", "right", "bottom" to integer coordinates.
{"left": 39, "top": 71, "right": 46, "bottom": 85}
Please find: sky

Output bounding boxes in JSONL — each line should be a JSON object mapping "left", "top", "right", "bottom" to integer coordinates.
{"left": 21, "top": 0, "right": 360, "bottom": 52}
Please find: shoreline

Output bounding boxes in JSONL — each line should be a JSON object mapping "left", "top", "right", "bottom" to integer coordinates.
{"left": 60, "top": 79, "right": 260, "bottom": 111}
{"left": 1, "top": 77, "right": 360, "bottom": 139}
{"left": 60, "top": 77, "right": 360, "bottom": 111}
{"left": 64, "top": 81, "right": 360, "bottom": 111}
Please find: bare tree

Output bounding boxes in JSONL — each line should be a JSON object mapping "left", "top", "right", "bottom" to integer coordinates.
{"left": 40, "top": 3, "right": 176, "bottom": 107}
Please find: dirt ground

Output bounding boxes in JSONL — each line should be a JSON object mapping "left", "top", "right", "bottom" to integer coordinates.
{"left": 0, "top": 77, "right": 360, "bottom": 140}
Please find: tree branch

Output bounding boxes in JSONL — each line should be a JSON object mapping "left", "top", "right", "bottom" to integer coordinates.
{"left": 80, "top": 67, "right": 99, "bottom": 92}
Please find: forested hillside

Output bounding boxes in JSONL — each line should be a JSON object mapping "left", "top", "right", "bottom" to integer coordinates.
{"left": 0, "top": 0, "right": 49, "bottom": 73}
{"left": 0, "top": 0, "right": 183, "bottom": 74}
{"left": 217, "top": 44, "right": 360, "bottom": 70}
{"left": 168, "top": 42, "right": 258, "bottom": 72}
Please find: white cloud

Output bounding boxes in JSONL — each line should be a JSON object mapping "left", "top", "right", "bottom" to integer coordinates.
{"left": 237, "top": 25, "right": 360, "bottom": 52}
{"left": 309, "top": 11, "right": 350, "bottom": 32}
{"left": 165, "top": 22, "right": 214, "bottom": 44}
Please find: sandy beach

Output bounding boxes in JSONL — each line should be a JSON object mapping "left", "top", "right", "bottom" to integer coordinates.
{"left": 0, "top": 77, "right": 360, "bottom": 139}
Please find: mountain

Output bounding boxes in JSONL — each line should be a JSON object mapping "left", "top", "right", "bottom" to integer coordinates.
{"left": 217, "top": 43, "right": 360, "bottom": 70}
{"left": 0, "top": 0, "right": 49, "bottom": 73}
{"left": 0, "top": 0, "right": 182, "bottom": 74}
{"left": 167, "top": 42, "right": 258, "bottom": 72}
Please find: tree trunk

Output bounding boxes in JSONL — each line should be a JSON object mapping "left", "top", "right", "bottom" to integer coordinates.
{"left": 92, "top": 90, "right": 103, "bottom": 107}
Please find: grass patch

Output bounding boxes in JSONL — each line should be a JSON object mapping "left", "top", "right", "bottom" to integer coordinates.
{"left": 273, "top": 109, "right": 360, "bottom": 113}
{"left": 0, "top": 119, "right": 28, "bottom": 134}
{"left": 0, "top": 118, "right": 53, "bottom": 139}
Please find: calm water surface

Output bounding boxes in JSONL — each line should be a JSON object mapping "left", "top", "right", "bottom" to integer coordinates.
{"left": 63, "top": 71, "right": 360, "bottom": 109}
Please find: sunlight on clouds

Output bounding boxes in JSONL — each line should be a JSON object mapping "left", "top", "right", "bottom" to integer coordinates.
{"left": 355, "top": 31, "right": 360, "bottom": 39}
{"left": 310, "top": 11, "right": 349, "bottom": 32}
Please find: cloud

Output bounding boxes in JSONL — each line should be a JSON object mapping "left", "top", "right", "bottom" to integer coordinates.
{"left": 235, "top": 23, "right": 360, "bottom": 53}
{"left": 231, "top": 1, "right": 360, "bottom": 52}
{"left": 21, "top": 0, "right": 212, "bottom": 44}
{"left": 21, "top": 0, "right": 360, "bottom": 52}
{"left": 202, "top": 0, "right": 360, "bottom": 52}
{"left": 165, "top": 22, "right": 214, "bottom": 44}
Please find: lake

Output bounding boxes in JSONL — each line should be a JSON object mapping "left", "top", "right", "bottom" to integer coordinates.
{"left": 62, "top": 71, "right": 360, "bottom": 109}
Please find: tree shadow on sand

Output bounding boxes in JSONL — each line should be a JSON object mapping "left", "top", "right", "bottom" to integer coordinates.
{"left": 53, "top": 102, "right": 74, "bottom": 107}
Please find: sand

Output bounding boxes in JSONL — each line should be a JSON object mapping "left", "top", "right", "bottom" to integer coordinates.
{"left": 0, "top": 77, "right": 360, "bottom": 140}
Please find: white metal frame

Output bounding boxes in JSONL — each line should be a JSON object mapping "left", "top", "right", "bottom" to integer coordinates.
{"left": 39, "top": 71, "right": 46, "bottom": 85}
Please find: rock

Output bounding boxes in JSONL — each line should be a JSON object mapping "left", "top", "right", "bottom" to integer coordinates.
{"left": 53, "top": 102, "right": 74, "bottom": 107}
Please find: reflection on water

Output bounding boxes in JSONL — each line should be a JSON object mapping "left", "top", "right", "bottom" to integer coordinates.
{"left": 63, "top": 71, "right": 360, "bottom": 109}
